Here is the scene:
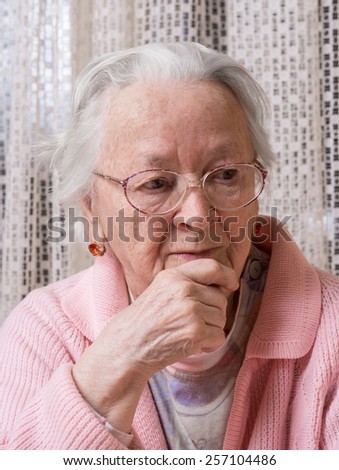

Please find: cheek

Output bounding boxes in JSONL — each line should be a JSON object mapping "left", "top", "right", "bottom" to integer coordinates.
{"left": 108, "top": 211, "right": 169, "bottom": 249}
{"left": 105, "top": 210, "right": 169, "bottom": 291}
{"left": 222, "top": 202, "right": 258, "bottom": 239}
{"left": 92, "top": 192, "right": 166, "bottom": 291}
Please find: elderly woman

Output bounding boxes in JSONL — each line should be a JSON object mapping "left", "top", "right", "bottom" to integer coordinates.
{"left": 0, "top": 42, "right": 338, "bottom": 450}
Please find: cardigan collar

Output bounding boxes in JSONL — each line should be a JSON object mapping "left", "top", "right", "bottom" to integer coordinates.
{"left": 246, "top": 216, "right": 321, "bottom": 359}
{"left": 60, "top": 248, "right": 130, "bottom": 341}
{"left": 61, "top": 217, "right": 321, "bottom": 360}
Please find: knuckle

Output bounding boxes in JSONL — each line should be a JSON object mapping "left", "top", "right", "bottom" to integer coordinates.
{"left": 219, "top": 297, "right": 228, "bottom": 312}
{"left": 187, "top": 321, "right": 204, "bottom": 341}
{"left": 178, "top": 281, "right": 195, "bottom": 298}
{"left": 207, "top": 258, "right": 221, "bottom": 271}
{"left": 182, "top": 298, "right": 201, "bottom": 318}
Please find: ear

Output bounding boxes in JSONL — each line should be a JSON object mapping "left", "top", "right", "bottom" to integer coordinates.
{"left": 81, "top": 195, "right": 106, "bottom": 244}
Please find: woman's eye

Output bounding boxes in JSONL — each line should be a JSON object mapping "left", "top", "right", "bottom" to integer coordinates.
{"left": 144, "top": 178, "right": 170, "bottom": 190}
{"left": 212, "top": 169, "right": 238, "bottom": 182}
{"left": 221, "top": 169, "right": 237, "bottom": 179}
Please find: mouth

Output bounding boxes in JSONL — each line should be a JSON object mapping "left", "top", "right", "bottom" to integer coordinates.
{"left": 164, "top": 245, "right": 229, "bottom": 269}
{"left": 168, "top": 249, "right": 216, "bottom": 261}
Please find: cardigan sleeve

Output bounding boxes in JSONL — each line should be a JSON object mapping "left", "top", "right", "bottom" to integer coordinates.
{"left": 0, "top": 290, "right": 129, "bottom": 450}
{"left": 318, "top": 270, "right": 339, "bottom": 450}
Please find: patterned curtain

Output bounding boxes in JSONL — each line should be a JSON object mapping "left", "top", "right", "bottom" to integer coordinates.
{"left": 1, "top": 0, "right": 338, "bottom": 325}
{"left": 320, "top": 0, "right": 339, "bottom": 275}
{"left": 1, "top": 0, "right": 77, "bottom": 325}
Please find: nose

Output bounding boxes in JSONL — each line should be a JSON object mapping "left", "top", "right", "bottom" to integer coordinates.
{"left": 172, "top": 183, "right": 214, "bottom": 230}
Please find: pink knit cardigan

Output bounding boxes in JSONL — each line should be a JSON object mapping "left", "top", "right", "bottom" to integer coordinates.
{"left": 0, "top": 224, "right": 338, "bottom": 449}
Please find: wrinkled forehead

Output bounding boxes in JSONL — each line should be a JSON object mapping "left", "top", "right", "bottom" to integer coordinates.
{"left": 98, "top": 79, "right": 253, "bottom": 172}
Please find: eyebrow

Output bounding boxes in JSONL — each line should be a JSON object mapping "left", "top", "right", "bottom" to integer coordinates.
{"left": 137, "top": 144, "right": 239, "bottom": 167}
{"left": 140, "top": 155, "right": 170, "bottom": 167}
{"left": 207, "top": 143, "right": 238, "bottom": 157}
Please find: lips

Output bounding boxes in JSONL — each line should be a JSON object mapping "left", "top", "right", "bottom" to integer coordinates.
{"left": 168, "top": 249, "right": 218, "bottom": 261}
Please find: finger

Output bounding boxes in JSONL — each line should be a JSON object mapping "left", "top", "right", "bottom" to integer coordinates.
{"left": 182, "top": 299, "right": 227, "bottom": 330}
{"left": 199, "top": 323, "right": 226, "bottom": 352}
{"left": 172, "top": 312, "right": 226, "bottom": 355}
{"left": 197, "top": 304, "right": 227, "bottom": 329}
{"left": 175, "top": 258, "right": 239, "bottom": 291}
{"left": 190, "top": 283, "right": 228, "bottom": 314}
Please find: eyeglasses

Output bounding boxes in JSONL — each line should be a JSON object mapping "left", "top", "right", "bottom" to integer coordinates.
{"left": 93, "top": 162, "right": 268, "bottom": 215}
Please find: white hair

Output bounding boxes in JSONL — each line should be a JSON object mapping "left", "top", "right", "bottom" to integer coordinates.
{"left": 41, "top": 42, "right": 275, "bottom": 209}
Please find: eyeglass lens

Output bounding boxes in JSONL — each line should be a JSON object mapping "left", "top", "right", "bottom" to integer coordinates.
{"left": 125, "top": 165, "right": 264, "bottom": 214}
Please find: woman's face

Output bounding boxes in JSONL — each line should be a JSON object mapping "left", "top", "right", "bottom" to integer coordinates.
{"left": 87, "top": 80, "right": 259, "bottom": 298}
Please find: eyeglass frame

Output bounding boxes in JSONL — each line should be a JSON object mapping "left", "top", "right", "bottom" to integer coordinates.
{"left": 93, "top": 161, "right": 268, "bottom": 215}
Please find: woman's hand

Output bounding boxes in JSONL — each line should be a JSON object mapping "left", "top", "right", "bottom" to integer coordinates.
{"left": 72, "top": 258, "right": 238, "bottom": 433}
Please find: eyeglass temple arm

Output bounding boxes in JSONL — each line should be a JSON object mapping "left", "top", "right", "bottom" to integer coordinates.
{"left": 93, "top": 172, "right": 125, "bottom": 186}
{"left": 254, "top": 162, "right": 268, "bottom": 181}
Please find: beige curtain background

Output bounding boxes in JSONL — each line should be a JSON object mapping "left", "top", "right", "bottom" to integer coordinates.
{"left": 1, "top": 0, "right": 338, "bottom": 325}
